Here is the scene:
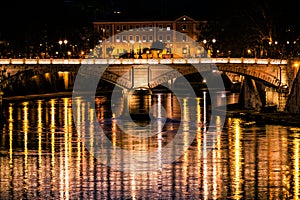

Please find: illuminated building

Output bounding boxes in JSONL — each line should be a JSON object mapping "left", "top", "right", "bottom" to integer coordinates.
{"left": 92, "top": 15, "right": 207, "bottom": 58}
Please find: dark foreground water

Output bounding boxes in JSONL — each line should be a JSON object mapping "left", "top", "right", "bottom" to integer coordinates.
{"left": 0, "top": 92, "right": 299, "bottom": 200}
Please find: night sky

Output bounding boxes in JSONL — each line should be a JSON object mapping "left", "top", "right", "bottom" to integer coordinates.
{"left": 0, "top": 0, "right": 299, "bottom": 42}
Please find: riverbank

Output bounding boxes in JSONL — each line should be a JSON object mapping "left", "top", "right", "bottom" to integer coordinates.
{"left": 226, "top": 104, "right": 300, "bottom": 127}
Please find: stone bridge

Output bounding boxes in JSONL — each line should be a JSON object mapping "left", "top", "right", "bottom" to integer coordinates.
{"left": 0, "top": 58, "right": 291, "bottom": 88}
{"left": 1, "top": 57, "right": 299, "bottom": 112}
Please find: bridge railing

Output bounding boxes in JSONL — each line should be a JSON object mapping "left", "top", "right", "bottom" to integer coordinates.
{"left": 0, "top": 58, "right": 288, "bottom": 65}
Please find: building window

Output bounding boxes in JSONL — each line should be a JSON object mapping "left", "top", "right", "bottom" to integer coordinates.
{"left": 149, "top": 35, "right": 153, "bottom": 42}
{"left": 116, "top": 25, "right": 120, "bottom": 31}
{"left": 142, "top": 25, "right": 147, "bottom": 31}
{"left": 182, "top": 47, "right": 187, "bottom": 54}
{"left": 122, "top": 35, "right": 127, "bottom": 42}
{"left": 158, "top": 24, "right": 163, "bottom": 31}
{"left": 122, "top": 25, "right": 127, "bottom": 31}
{"left": 159, "top": 35, "right": 163, "bottom": 42}
{"left": 129, "top": 25, "right": 133, "bottom": 31}
{"left": 135, "top": 35, "right": 140, "bottom": 42}
{"left": 166, "top": 35, "right": 171, "bottom": 42}
{"left": 142, "top": 35, "right": 147, "bottom": 42}
{"left": 182, "top": 35, "right": 186, "bottom": 42}
{"left": 136, "top": 25, "right": 140, "bottom": 30}
{"left": 116, "top": 35, "right": 120, "bottom": 42}
{"left": 129, "top": 35, "right": 133, "bottom": 42}
{"left": 167, "top": 25, "right": 171, "bottom": 31}
{"left": 182, "top": 24, "right": 187, "bottom": 31}
{"left": 149, "top": 25, "right": 153, "bottom": 31}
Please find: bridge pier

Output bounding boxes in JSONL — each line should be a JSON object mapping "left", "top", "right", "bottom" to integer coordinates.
{"left": 238, "top": 77, "right": 263, "bottom": 111}
{"left": 265, "top": 87, "right": 288, "bottom": 112}
{"left": 116, "top": 88, "right": 152, "bottom": 121}
{"left": 285, "top": 66, "right": 300, "bottom": 113}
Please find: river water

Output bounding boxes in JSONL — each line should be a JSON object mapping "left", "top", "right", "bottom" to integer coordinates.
{"left": 0, "top": 92, "right": 299, "bottom": 199}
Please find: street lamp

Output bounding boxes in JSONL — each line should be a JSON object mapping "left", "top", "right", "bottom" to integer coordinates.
{"left": 212, "top": 38, "right": 216, "bottom": 57}
{"left": 58, "top": 40, "right": 63, "bottom": 57}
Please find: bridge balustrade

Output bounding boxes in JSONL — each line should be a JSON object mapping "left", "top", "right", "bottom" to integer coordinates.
{"left": 0, "top": 58, "right": 288, "bottom": 65}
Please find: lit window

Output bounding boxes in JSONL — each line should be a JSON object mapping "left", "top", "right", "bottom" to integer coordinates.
{"left": 167, "top": 25, "right": 171, "bottom": 31}
{"left": 116, "top": 35, "right": 120, "bottom": 42}
{"left": 166, "top": 35, "right": 171, "bottom": 42}
{"left": 142, "top": 35, "right": 147, "bottom": 42}
{"left": 135, "top": 35, "right": 140, "bottom": 42}
{"left": 149, "top": 25, "right": 153, "bottom": 31}
{"left": 149, "top": 35, "right": 153, "bottom": 42}
{"left": 159, "top": 35, "right": 163, "bottom": 42}
{"left": 158, "top": 25, "right": 163, "bottom": 31}
{"left": 182, "top": 47, "right": 187, "bottom": 54}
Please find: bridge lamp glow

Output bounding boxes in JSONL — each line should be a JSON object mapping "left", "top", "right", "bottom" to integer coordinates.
{"left": 203, "top": 39, "right": 207, "bottom": 44}
{"left": 63, "top": 40, "right": 68, "bottom": 45}
{"left": 212, "top": 39, "right": 216, "bottom": 43}
{"left": 293, "top": 63, "right": 299, "bottom": 68}
{"left": 58, "top": 40, "right": 63, "bottom": 45}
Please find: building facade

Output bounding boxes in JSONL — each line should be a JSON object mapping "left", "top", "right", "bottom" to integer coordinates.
{"left": 92, "top": 15, "right": 207, "bottom": 58}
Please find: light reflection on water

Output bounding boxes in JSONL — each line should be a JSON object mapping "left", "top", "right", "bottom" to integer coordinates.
{"left": 0, "top": 92, "right": 299, "bottom": 199}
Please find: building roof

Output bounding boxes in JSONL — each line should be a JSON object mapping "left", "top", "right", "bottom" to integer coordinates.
{"left": 93, "top": 14, "right": 204, "bottom": 23}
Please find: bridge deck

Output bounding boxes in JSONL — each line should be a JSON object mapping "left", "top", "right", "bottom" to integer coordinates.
{"left": 0, "top": 58, "right": 287, "bottom": 65}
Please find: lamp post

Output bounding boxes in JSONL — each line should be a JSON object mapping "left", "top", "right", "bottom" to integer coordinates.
{"left": 58, "top": 40, "right": 63, "bottom": 57}
{"left": 59, "top": 39, "right": 68, "bottom": 58}
{"left": 212, "top": 38, "right": 216, "bottom": 57}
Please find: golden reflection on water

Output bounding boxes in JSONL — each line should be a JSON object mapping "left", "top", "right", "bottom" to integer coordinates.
{"left": 9, "top": 104, "right": 13, "bottom": 166}
{"left": 23, "top": 102, "right": 29, "bottom": 195}
{"left": 37, "top": 100, "right": 43, "bottom": 194}
{"left": 1, "top": 94, "right": 300, "bottom": 199}
{"left": 292, "top": 132, "right": 300, "bottom": 200}
{"left": 50, "top": 99, "right": 56, "bottom": 196}
{"left": 228, "top": 118, "right": 243, "bottom": 200}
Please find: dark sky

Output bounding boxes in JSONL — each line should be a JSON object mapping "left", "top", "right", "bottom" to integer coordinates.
{"left": 0, "top": 0, "right": 298, "bottom": 42}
